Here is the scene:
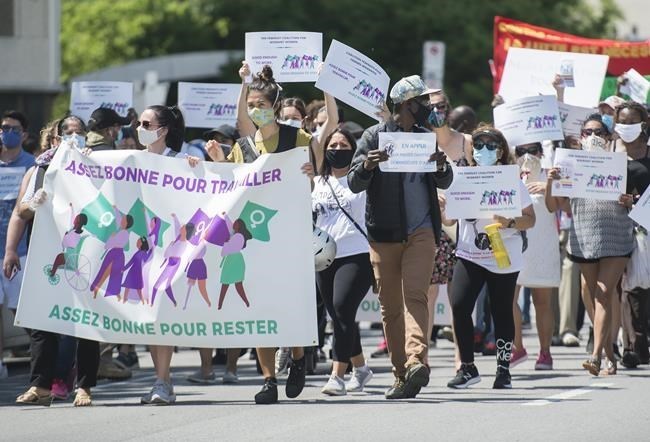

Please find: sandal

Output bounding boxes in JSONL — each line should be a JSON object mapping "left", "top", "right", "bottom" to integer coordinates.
{"left": 600, "top": 359, "right": 617, "bottom": 376}
{"left": 582, "top": 357, "right": 601, "bottom": 376}
{"left": 73, "top": 388, "right": 92, "bottom": 407}
{"left": 16, "top": 387, "right": 52, "bottom": 406}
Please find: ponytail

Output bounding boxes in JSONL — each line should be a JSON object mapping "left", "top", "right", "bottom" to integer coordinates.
{"left": 147, "top": 105, "right": 186, "bottom": 152}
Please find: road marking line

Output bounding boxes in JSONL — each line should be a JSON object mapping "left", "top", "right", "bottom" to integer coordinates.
{"left": 522, "top": 382, "right": 613, "bottom": 406}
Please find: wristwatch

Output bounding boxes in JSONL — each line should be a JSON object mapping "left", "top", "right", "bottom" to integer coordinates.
{"left": 507, "top": 218, "right": 516, "bottom": 228}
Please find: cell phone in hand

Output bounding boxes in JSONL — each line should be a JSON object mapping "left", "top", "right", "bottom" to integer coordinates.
{"left": 8, "top": 265, "right": 19, "bottom": 281}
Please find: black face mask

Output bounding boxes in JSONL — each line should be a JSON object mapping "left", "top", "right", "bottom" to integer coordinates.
{"left": 410, "top": 101, "right": 431, "bottom": 127}
{"left": 326, "top": 149, "right": 354, "bottom": 169}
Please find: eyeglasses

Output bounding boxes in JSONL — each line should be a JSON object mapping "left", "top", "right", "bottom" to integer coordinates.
{"left": 581, "top": 128, "right": 605, "bottom": 136}
{"left": 137, "top": 121, "right": 161, "bottom": 130}
{"left": 515, "top": 145, "right": 542, "bottom": 156}
{"left": 474, "top": 142, "right": 499, "bottom": 151}
{"left": 1, "top": 125, "right": 22, "bottom": 134}
{"left": 328, "top": 143, "right": 350, "bottom": 149}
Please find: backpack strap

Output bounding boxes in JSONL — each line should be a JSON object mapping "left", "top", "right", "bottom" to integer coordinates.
{"left": 236, "top": 136, "right": 259, "bottom": 164}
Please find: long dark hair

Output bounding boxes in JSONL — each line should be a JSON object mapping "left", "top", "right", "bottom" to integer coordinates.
{"left": 318, "top": 128, "right": 357, "bottom": 178}
{"left": 233, "top": 219, "right": 252, "bottom": 248}
{"left": 147, "top": 105, "right": 185, "bottom": 152}
{"left": 282, "top": 97, "right": 307, "bottom": 118}
{"left": 249, "top": 65, "right": 282, "bottom": 118}
{"left": 57, "top": 115, "right": 87, "bottom": 135}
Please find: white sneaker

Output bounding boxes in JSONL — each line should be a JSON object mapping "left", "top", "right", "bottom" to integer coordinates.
{"left": 275, "top": 347, "right": 290, "bottom": 377}
{"left": 346, "top": 366, "right": 373, "bottom": 392}
{"left": 0, "top": 364, "right": 8, "bottom": 380}
{"left": 150, "top": 380, "right": 176, "bottom": 405}
{"left": 562, "top": 333, "right": 580, "bottom": 347}
{"left": 321, "top": 374, "right": 346, "bottom": 396}
{"left": 222, "top": 371, "right": 239, "bottom": 384}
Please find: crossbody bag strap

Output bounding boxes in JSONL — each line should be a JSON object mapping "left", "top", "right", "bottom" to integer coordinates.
{"left": 325, "top": 177, "right": 367, "bottom": 239}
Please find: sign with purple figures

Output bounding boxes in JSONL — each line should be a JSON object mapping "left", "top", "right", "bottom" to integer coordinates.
{"left": 70, "top": 81, "right": 133, "bottom": 124}
{"left": 551, "top": 148, "right": 627, "bottom": 201}
{"left": 558, "top": 102, "right": 596, "bottom": 137}
{"left": 445, "top": 165, "right": 523, "bottom": 219}
{"left": 493, "top": 95, "right": 565, "bottom": 147}
{"left": 15, "top": 148, "right": 318, "bottom": 348}
{"left": 178, "top": 82, "right": 239, "bottom": 128}
{"left": 378, "top": 132, "right": 437, "bottom": 173}
{"left": 245, "top": 32, "right": 322, "bottom": 83}
{"left": 315, "top": 39, "right": 390, "bottom": 121}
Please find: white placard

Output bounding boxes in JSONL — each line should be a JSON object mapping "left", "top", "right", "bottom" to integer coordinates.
{"left": 0, "top": 167, "right": 26, "bottom": 200}
{"left": 551, "top": 148, "right": 627, "bottom": 201}
{"left": 178, "top": 82, "right": 239, "bottom": 128}
{"left": 15, "top": 148, "right": 318, "bottom": 348}
{"left": 493, "top": 95, "right": 565, "bottom": 147}
{"left": 70, "top": 81, "right": 133, "bottom": 125}
{"left": 558, "top": 103, "right": 597, "bottom": 138}
{"left": 445, "top": 165, "right": 523, "bottom": 219}
{"left": 378, "top": 132, "right": 437, "bottom": 172}
{"left": 498, "top": 48, "right": 609, "bottom": 108}
{"left": 423, "top": 41, "right": 445, "bottom": 90}
{"left": 245, "top": 32, "right": 322, "bottom": 83}
{"left": 315, "top": 39, "right": 390, "bottom": 121}
{"left": 629, "top": 187, "right": 650, "bottom": 230}
{"left": 620, "top": 69, "right": 650, "bottom": 104}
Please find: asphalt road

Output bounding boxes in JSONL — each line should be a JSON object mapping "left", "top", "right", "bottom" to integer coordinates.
{"left": 0, "top": 327, "right": 649, "bottom": 441}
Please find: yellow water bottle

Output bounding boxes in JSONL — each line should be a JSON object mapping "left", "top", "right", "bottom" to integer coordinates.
{"left": 484, "top": 223, "right": 511, "bottom": 269}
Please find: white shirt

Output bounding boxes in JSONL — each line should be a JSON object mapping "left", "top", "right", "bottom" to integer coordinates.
{"left": 455, "top": 180, "right": 533, "bottom": 274}
{"left": 312, "top": 175, "right": 368, "bottom": 259}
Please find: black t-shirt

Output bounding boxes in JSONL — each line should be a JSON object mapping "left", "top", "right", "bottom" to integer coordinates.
{"left": 627, "top": 146, "right": 650, "bottom": 195}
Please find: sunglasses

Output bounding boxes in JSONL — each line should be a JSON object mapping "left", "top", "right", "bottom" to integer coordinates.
{"left": 474, "top": 142, "right": 499, "bottom": 151}
{"left": 581, "top": 128, "right": 605, "bottom": 136}
{"left": 137, "top": 121, "right": 161, "bottom": 130}
{"left": 1, "top": 125, "right": 22, "bottom": 133}
{"left": 515, "top": 145, "right": 542, "bottom": 156}
{"left": 431, "top": 102, "right": 449, "bottom": 111}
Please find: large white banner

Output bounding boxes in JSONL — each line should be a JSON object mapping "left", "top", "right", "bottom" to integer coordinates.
{"left": 70, "top": 81, "right": 133, "bottom": 124}
{"left": 178, "top": 82, "right": 239, "bottom": 128}
{"left": 315, "top": 39, "right": 390, "bottom": 121}
{"left": 551, "top": 148, "right": 627, "bottom": 201}
{"left": 445, "top": 165, "right": 523, "bottom": 219}
{"left": 15, "top": 148, "right": 318, "bottom": 348}
{"left": 493, "top": 95, "right": 565, "bottom": 147}
{"left": 498, "top": 48, "right": 609, "bottom": 108}
{"left": 245, "top": 32, "right": 322, "bottom": 83}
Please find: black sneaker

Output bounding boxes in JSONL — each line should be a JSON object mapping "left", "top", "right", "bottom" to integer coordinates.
{"left": 371, "top": 346, "right": 388, "bottom": 358}
{"left": 621, "top": 351, "right": 641, "bottom": 369}
{"left": 404, "top": 363, "right": 430, "bottom": 398}
{"left": 493, "top": 366, "right": 512, "bottom": 389}
{"left": 447, "top": 363, "right": 481, "bottom": 389}
{"left": 385, "top": 376, "right": 407, "bottom": 399}
{"left": 254, "top": 378, "right": 278, "bottom": 404}
{"left": 285, "top": 356, "right": 306, "bottom": 398}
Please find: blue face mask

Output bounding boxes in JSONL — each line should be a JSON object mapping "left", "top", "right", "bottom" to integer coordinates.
{"left": 473, "top": 147, "right": 498, "bottom": 166}
{"left": 1, "top": 130, "right": 22, "bottom": 149}
{"left": 62, "top": 134, "right": 86, "bottom": 149}
{"left": 601, "top": 114, "right": 614, "bottom": 133}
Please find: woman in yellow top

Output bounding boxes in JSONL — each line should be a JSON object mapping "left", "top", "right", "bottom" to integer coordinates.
{"left": 206, "top": 65, "right": 316, "bottom": 405}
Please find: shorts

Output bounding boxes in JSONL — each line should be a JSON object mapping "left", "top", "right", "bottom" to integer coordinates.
{"left": 567, "top": 253, "right": 632, "bottom": 264}
{"left": 0, "top": 256, "right": 26, "bottom": 310}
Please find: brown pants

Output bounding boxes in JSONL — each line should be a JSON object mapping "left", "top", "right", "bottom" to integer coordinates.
{"left": 370, "top": 228, "right": 436, "bottom": 376}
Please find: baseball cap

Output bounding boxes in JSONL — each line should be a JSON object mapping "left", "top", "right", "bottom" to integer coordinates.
{"left": 203, "top": 124, "right": 238, "bottom": 141}
{"left": 389, "top": 75, "right": 441, "bottom": 104}
{"left": 87, "top": 108, "right": 130, "bottom": 131}
{"left": 598, "top": 95, "right": 625, "bottom": 111}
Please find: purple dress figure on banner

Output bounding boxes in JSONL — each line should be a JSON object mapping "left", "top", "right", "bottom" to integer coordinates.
{"left": 122, "top": 236, "right": 153, "bottom": 304}
{"left": 142, "top": 208, "right": 162, "bottom": 303}
{"left": 150, "top": 214, "right": 195, "bottom": 307}
{"left": 182, "top": 240, "right": 211, "bottom": 310}
{"left": 91, "top": 206, "right": 133, "bottom": 299}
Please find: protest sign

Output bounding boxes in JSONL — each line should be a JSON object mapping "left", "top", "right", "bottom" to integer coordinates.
{"left": 378, "top": 132, "right": 437, "bottom": 173}
{"left": 315, "top": 39, "right": 390, "bottom": 121}
{"left": 245, "top": 32, "right": 322, "bottom": 83}
{"left": 15, "top": 148, "right": 318, "bottom": 348}
{"left": 445, "top": 165, "right": 522, "bottom": 219}
{"left": 558, "top": 103, "right": 596, "bottom": 137}
{"left": 498, "top": 48, "right": 609, "bottom": 108}
{"left": 620, "top": 68, "right": 650, "bottom": 104}
{"left": 178, "top": 82, "right": 239, "bottom": 128}
{"left": 493, "top": 95, "right": 565, "bottom": 146}
{"left": 70, "top": 81, "right": 133, "bottom": 124}
{"left": 628, "top": 187, "right": 650, "bottom": 230}
{"left": 0, "top": 167, "right": 27, "bottom": 200}
{"left": 552, "top": 148, "right": 627, "bottom": 201}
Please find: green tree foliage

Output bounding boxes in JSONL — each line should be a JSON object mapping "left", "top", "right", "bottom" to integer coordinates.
{"left": 60, "top": 0, "right": 621, "bottom": 123}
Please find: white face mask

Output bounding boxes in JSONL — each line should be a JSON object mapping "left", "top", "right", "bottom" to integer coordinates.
{"left": 615, "top": 123, "right": 643, "bottom": 144}
{"left": 137, "top": 127, "right": 162, "bottom": 146}
{"left": 581, "top": 134, "right": 607, "bottom": 152}
{"left": 517, "top": 153, "right": 542, "bottom": 183}
{"left": 279, "top": 119, "right": 303, "bottom": 129}
{"left": 62, "top": 133, "right": 86, "bottom": 150}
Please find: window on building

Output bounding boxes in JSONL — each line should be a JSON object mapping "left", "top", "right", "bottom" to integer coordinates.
{"left": 0, "top": 0, "right": 15, "bottom": 37}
